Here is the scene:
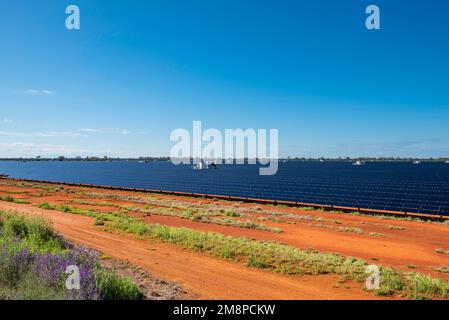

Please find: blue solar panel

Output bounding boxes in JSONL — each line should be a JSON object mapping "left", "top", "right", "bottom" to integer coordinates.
{"left": 1, "top": 161, "right": 449, "bottom": 216}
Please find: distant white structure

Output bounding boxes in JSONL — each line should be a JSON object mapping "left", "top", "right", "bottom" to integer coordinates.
{"left": 170, "top": 121, "right": 278, "bottom": 175}
{"left": 192, "top": 159, "right": 217, "bottom": 170}
{"left": 352, "top": 160, "right": 365, "bottom": 166}
{"left": 412, "top": 160, "right": 422, "bottom": 165}
{"left": 192, "top": 160, "right": 205, "bottom": 170}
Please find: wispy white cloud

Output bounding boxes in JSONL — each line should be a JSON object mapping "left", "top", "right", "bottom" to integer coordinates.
{"left": 0, "top": 142, "right": 89, "bottom": 157}
{"left": 21, "top": 89, "right": 55, "bottom": 96}
{"left": 78, "top": 128, "right": 133, "bottom": 135}
{"left": 79, "top": 128, "right": 103, "bottom": 133}
{"left": 119, "top": 129, "right": 131, "bottom": 135}
{"left": 0, "top": 128, "right": 138, "bottom": 138}
{"left": 0, "top": 131, "right": 85, "bottom": 138}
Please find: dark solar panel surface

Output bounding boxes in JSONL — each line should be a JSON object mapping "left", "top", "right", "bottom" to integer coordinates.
{"left": 1, "top": 161, "right": 449, "bottom": 216}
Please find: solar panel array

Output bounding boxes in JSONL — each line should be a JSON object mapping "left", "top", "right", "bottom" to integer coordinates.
{"left": 2, "top": 161, "right": 449, "bottom": 216}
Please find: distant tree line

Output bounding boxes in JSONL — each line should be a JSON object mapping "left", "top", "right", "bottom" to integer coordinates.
{"left": 0, "top": 156, "right": 171, "bottom": 162}
{"left": 285, "top": 157, "right": 449, "bottom": 162}
{"left": 0, "top": 156, "right": 448, "bottom": 162}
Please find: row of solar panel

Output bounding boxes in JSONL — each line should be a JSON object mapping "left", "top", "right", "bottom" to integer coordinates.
{"left": 168, "top": 178, "right": 449, "bottom": 194}
{"left": 146, "top": 184, "right": 448, "bottom": 214}
{"left": 51, "top": 176, "right": 449, "bottom": 216}
{"left": 158, "top": 183, "right": 449, "bottom": 205}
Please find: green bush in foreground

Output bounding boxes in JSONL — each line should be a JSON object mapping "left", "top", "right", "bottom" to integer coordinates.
{"left": 0, "top": 211, "right": 143, "bottom": 300}
{"left": 95, "top": 269, "right": 143, "bottom": 300}
{"left": 0, "top": 211, "right": 65, "bottom": 253}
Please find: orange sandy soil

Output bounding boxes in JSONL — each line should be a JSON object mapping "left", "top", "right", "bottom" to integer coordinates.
{"left": 1, "top": 180, "right": 449, "bottom": 299}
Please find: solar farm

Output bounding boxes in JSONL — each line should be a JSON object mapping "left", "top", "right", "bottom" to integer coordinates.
{"left": 2, "top": 160, "right": 449, "bottom": 216}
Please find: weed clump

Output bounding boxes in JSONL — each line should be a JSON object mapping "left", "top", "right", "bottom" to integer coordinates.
{"left": 0, "top": 211, "right": 142, "bottom": 300}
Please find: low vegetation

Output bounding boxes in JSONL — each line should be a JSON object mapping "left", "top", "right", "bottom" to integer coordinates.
{"left": 337, "top": 227, "right": 364, "bottom": 234}
{"left": 72, "top": 199, "right": 115, "bottom": 207}
{"left": 435, "top": 266, "right": 449, "bottom": 274}
{"left": 0, "top": 196, "right": 30, "bottom": 204}
{"left": 35, "top": 201, "right": 445, "bottom": 300}
{"left": 435, "top": 248, "right": 449, "bottom": 255}
{"left": 0, "top": 211, "right": 143, "bottom": 300}
{"left": 387, "top": 225, "right": 405, "bottom": 231}
{"left": 38, "top": 202, "right": 99, "bottom": 218}
{"left": 113, "top": 203, "right": 283, "bottom": 233}
{"left": 342, "top": 210, "right": 448, "bottom": 225}
{"left": 107, "top": 214, "right": 449, "bottom": 299}
{"left": 110, "top": 213, "right": 368, "bottom": 276}
{"left": 369, "top": 232, "right": 386, "bottom": 237}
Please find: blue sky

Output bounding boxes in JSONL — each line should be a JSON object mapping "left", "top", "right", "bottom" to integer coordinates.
{"left": 1, "top": 0, "right": 448, "bottom": 158}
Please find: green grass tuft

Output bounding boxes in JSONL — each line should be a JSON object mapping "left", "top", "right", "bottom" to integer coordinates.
{"left": 0, "top": 196, "right": 30, "bottom": 204}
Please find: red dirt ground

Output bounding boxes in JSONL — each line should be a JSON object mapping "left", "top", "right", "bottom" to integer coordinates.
{"left": 1, "top": 180, "right": 448, "bottom": 299}
{"left": 0, "top": 201, "right": 380, "bottom": 300}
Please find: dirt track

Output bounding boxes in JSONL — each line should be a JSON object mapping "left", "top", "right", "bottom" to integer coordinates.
{"left": 141, "top": 210, "right": 449, "bottom": 278}
{"left": 0, "top": 201, "right": 379, "bottom": 300}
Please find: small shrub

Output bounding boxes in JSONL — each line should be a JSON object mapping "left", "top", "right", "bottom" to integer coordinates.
{"left": 247, "top": 254, "right": 268, "bottom": 269}
{"left": 0, "top": 196, "right": 15, "bottom": 202}
{"left": 338, "top": 227, "right": 364, "bottom": 234}
{"left": 220, "top": 246, "right": 233, "bottom": 259}
{"left": 407, "top": 273, "right": 449, "bottom": 300}
{"left": 369, "top": 232, "right": 385, "bottom": 237}
{"left": 435, "top": 266, "right": 449, "bottom": 274}
{"left": 38, "top": 202, "right": 53, "bottom": 210}
{"left": 94, "top": 217, "right": 105, "bottom": 226}
{"left": 388, "top": 225, "right": 405, "bottom": 231}
{"left": 376, "top": 267, "right": 404, "bottom": 296}
{"left": 0, "top": 196, "right": 30, "bottom": 204}
{"left": 94, "top": 269, "right": 143, "bottom": 300}
{"left": 435, "top": 248, "right": 449, "bottom": 255}
{"left": 225, "top": 211, "right": 240, "bottom": 217}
